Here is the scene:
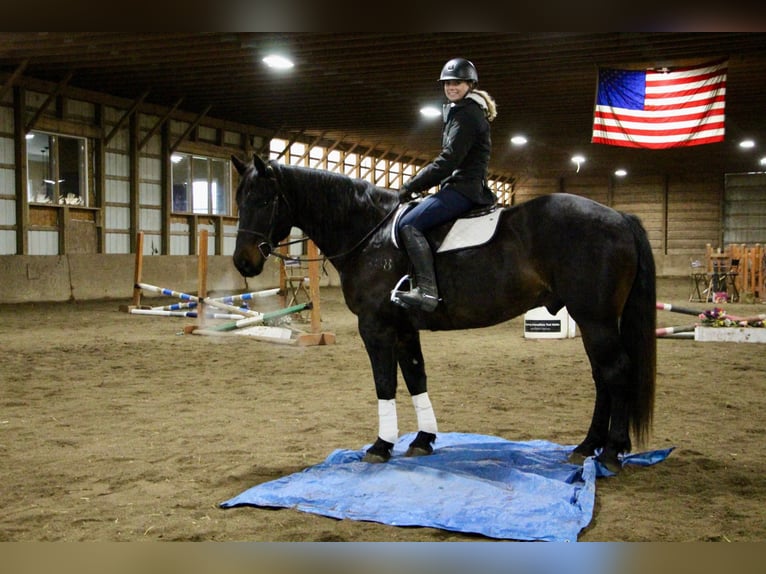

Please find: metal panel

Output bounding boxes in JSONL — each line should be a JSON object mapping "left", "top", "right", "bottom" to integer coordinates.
{"left": 724, "top": 173, "right": 766, "bottom": 244}
{"left": 0, "top": 198, "right": 15, "bottom": 224}
{"left": 28, "top": 229, "right": 58, "bottom": 255}
{"left": 0, "top": 229, "right": 16, "bottom": 254}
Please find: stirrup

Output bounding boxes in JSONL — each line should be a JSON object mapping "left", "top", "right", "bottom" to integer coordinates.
{"left": 390, "top": 275, "right": 414, "bottom": 308}
{"left": 398, "top": 288, "right": 439, "bottom": 312}
{"left": 390, "top": 275, "right": 439, "bottom": 311}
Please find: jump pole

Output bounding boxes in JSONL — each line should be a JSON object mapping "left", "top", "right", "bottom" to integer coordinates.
{"left": 186, "top": 301, "right": 311, "bottom": 337}
{"left": 656, "top": 324, "right": 697, "bottom": 337}
{"left": 656, "top": 302, "right": 704, "bottom": 318}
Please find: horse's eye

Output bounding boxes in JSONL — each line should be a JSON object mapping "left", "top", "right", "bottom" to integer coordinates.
{"left": 247, "top": 190, "right": 275, "bottom": 208}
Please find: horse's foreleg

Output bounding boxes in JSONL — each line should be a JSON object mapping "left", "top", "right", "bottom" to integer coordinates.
{"left": 396, "top": 324, "right": 437, "bottom": 457}
{"left": 359, "top": 318, "right": 400, "bottom": 463}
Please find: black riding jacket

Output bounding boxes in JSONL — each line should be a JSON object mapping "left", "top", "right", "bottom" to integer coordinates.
{"left": 403, "top": 94, "right": 495, "bottom": 206}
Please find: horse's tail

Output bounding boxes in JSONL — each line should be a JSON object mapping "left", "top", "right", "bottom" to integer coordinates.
{"left": 621, "top": 213, "right": 657, "bottom": 448}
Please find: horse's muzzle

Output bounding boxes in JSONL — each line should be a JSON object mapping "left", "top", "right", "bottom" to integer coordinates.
{"left": 233, "top": 245, "right": 266, "bottom": 277}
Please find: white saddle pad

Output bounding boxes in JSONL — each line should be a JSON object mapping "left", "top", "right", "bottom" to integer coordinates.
{"left": 436, "top": 209, "right": 502, "bottom": 253}
{"left": 391, "top": 204, "right": 502, "bottom": 252}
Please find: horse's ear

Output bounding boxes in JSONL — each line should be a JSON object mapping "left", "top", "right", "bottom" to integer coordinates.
{"left": 231, "top": 155, "right": 247, "bottom": 176}
{"left": 252, "top": 154, "right": 269, "bottom": 177}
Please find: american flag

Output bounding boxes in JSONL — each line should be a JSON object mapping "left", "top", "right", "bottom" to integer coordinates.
{"left": 592, "top": 59, "right": 727, "bottom": 149}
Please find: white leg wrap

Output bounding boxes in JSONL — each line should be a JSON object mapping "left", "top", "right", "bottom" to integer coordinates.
{"left": 412, "top": 392, "right": 438, "bottom": 434}
{"left": 377, "top": 399, "right": 399, "bottom": 444}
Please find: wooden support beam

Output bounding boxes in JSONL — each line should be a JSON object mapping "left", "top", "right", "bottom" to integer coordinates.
{"left": 0, "top": 59, "right": 28, "bottom": 103}
{"left": 169, "top": 104, "right": 212, "bottom": 153}
{"left": 294, "top": 132, "right": 327, "bottom": 163}
{"left": 311, "top": 136, "right": 346, "bottom": 169}
{"left": 24, "top": 70, "right": 74, "bottom": 133}
{"left": 104, "top": 89, "right": 150, "bottom": 145}
{"left": 256, "top": 128, "right": 282, "bottom": 156}
{"left": 272, "top": 130, "right": 306, "bottom": 161}
{"left": 359, "top": 146, "right": 390, "bottom": 181}
{"left": 13, "top": 86, "right": 29, "bottom": 254}
{"left": 375, "top": 149, "right": 408, "bottom": 186}
{"left": 138, "top": 97, "right": 183, "bottom": 150}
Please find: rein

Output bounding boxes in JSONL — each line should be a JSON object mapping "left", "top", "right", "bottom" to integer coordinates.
{"left": 237, "top": 162, "right": 400, "bottom": 264}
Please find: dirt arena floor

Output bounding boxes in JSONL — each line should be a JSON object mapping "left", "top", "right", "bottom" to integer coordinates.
{"left": 1, "top": 277, "right": 764, "bottom": 542}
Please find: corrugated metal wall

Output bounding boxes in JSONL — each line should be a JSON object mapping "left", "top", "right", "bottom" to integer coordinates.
{"left": 724, "top": 173, "right": 766, "bottom": 244}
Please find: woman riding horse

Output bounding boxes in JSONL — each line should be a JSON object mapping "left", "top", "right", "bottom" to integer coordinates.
{"left": 394, "top": 58, "right": 498, "bottom": 312}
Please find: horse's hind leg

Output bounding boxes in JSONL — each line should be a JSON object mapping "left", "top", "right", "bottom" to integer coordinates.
{"left": 396, "top": 323, "right": 437, "bottom": 457}
{"left": 571, "top": 321, "right": 632, "bottom": 473}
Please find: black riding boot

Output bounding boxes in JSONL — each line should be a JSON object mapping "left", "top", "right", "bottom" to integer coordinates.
{"left": 397, "top": 225, "right": 439, "bottom": 312}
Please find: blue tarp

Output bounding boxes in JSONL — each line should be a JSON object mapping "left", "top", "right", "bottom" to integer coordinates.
{"left": 221, "top": 432, "right": 673, "bottom": 542}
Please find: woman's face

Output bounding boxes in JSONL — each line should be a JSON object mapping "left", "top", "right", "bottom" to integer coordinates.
{"left": 443, "top": 80, "right": 471, "bottom": 102}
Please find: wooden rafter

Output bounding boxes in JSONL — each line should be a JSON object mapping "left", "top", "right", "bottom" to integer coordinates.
{"left": 138, "top": 97, "right": 183, "bottom": 150}
{"left": 169, "top": 104, "right": 212, "bottom": 153}
{"left": 0, "top": 59, "right": 28, "bottom": 102}
{"left": 104, "top": 89, "right": 150, "bottom": 144}
{"left": 24, "top": 70, "right": 73, "bottom": 133}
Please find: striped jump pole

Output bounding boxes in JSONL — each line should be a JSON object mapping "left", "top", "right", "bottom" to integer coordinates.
{"left": 199, "top": 301, "right": 312, "bottom": 333}
{"left": 656, "top": 324, "right": 697, "bottom": 337}
{"left": 136, "top": 282, "right": 200, "bottom": 303}
{"left": 656, "top": 302, "right": 704, "bottom": 317}
{"left": 130, "top": 309, "right": 198, "bottom": 318}
{"left": 210, "top": 288, "right": 281, "bottom": 305}
{"left": 203, "top": 297, "right": 262, "bottom": 318}
{"left": 130, "top": 309, "right": 246, "bottom": 320}
{"left": 151, "top": 301, "right": 198, "bottom": 311}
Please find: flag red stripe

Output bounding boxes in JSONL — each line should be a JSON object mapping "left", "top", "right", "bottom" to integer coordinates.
{"left": 593, "top": 121, "right": 725, "bottom": 137}
{"left": 594, "top": 108, "right": 724, "bottom": 124}
{"left": 591, "top": 135, "right": 724, "bottom": 149}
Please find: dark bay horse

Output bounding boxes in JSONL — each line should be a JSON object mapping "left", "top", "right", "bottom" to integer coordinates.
{"left": 232, "top": 155, "right": 656, "bottom": 473}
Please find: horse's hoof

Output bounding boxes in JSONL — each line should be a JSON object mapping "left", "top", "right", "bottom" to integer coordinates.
{"left": 405, "top": 431, "right": 436, "bottom": 457}
{"left": 362, "top": 438, "right": 394, "bottom": 463}
{"left": 597, "top": 453, "right": 622, "bottom": 474}
{"left": 567, "top": 451, "right": 588, "bottom": 465}
{"left": 362, "top": 451, "right": 390, "bottom": 463}
{"left": 404, "top": 446, "right": 432, "bottom": 457}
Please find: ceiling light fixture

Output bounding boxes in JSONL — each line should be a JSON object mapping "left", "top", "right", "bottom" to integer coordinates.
{"left": 739, "top": 139, "right": 755, "bottom": 149}
{"left": 419, "top": 106, "right": 441, "bottom": 118}
{"left": 263, "top": 54, "right": 294, "bottom": 70}
{"left": 510, "top": 135, "right": 527, "bottom": 146}
{"left": 614, "top": 169, "right": 627, "bottom": 177}
{"left": 571, "top": 155, "right": 585, "bottom": 173}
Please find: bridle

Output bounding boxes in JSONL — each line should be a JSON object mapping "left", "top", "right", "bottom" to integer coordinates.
{"left": 236, "top": 160, "right": 400, "bottom": 264}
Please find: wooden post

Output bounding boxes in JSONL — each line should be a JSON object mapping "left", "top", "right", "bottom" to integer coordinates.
{"left": 131, "top": 232, "right": 144, "bottom": 308}
{"left": 295, "top": 239, "right": 335, "bottom": 346}
{"left": 278, "top": 242, "right": 288, "bottom": 307}
{"left": 307, "top": 239, "right": 322, "bottom": 334}
{"left": 197, "top": 230, "right": 208, "bottom": 329}
{"left": 119, "top": 231, "right": 149, "bottom": 312}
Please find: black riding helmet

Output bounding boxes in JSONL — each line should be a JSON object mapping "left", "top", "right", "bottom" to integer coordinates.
{"left": 439, "top": 58, "right": 478, "bottom": 84}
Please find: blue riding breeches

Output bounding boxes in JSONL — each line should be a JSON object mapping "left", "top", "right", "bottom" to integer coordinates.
{"left": 397, "top": 186, "right": 475, "bottom": 234}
